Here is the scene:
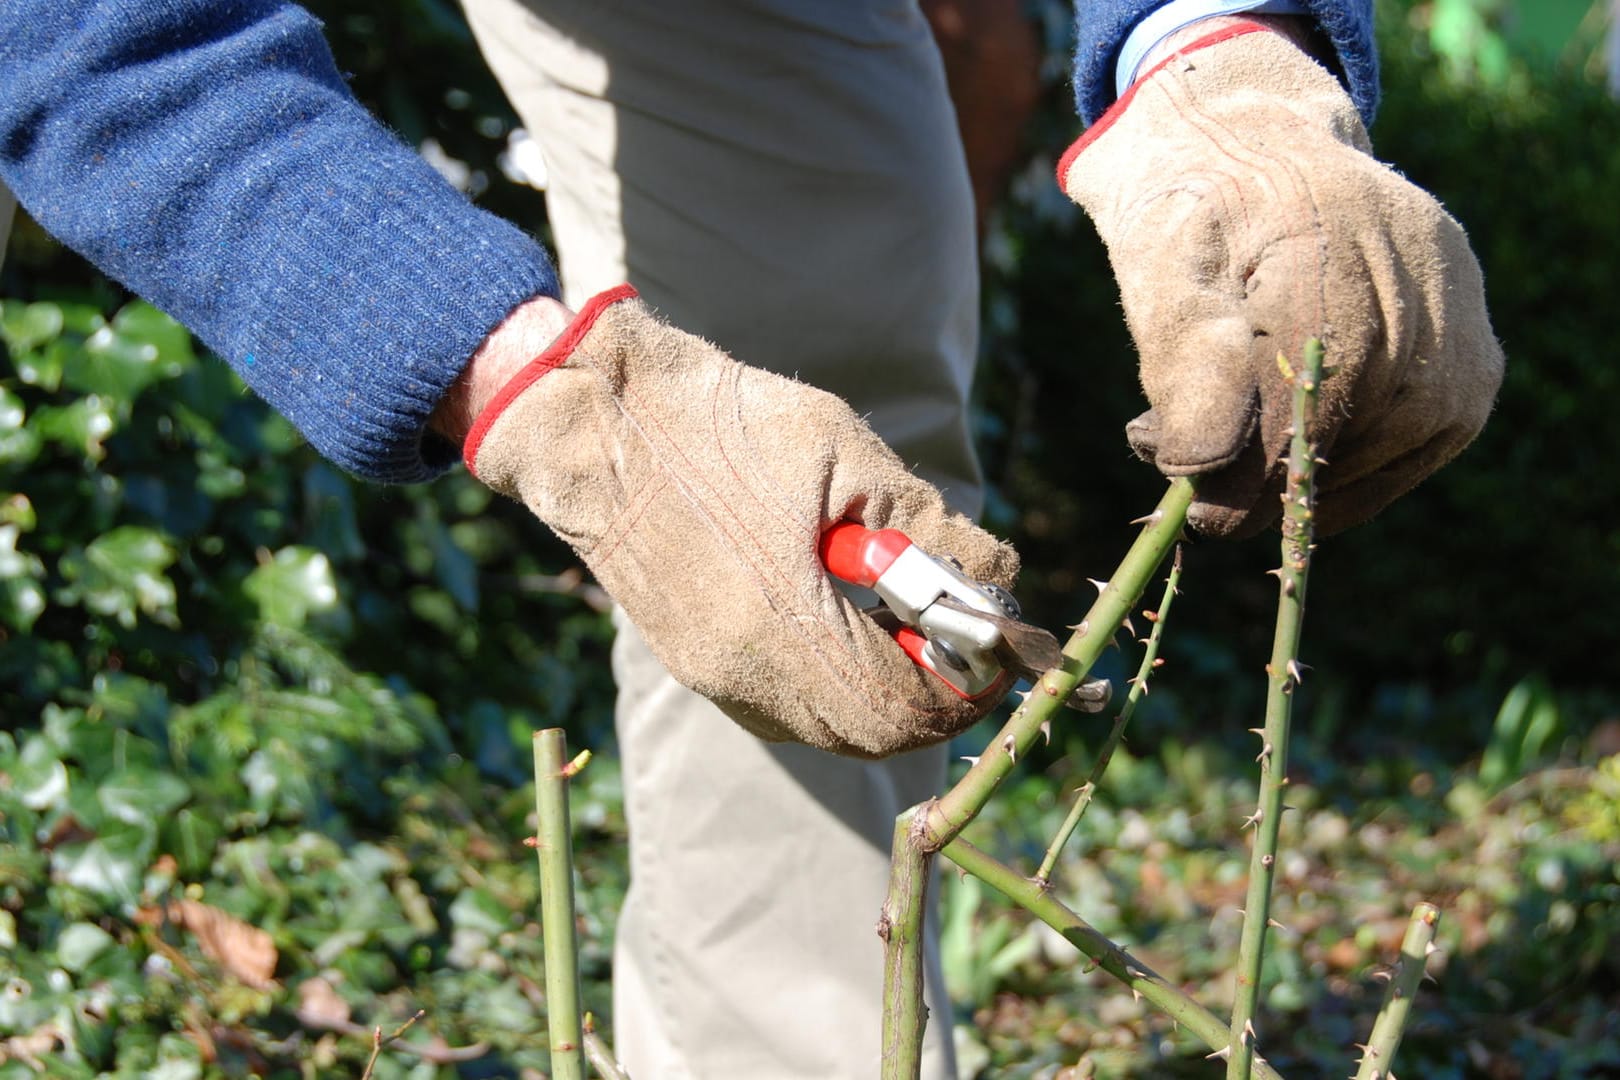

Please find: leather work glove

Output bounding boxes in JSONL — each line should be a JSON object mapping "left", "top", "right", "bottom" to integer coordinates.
{"left": 1059, "top": 22, "right": 1505, "bottom": 536}
{"left": 464, "top": 286, "right": 1019, "bottom": 758}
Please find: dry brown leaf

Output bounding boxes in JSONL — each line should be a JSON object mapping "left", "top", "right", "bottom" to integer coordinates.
{"left": 0, "top": 1024, "right": 65, "bottom": 1069}
{"left": 296, "top": 976, "right": 352, "bottom": 1028}
{"left": 167, "top": 899, "right": 278, "bottom": 989}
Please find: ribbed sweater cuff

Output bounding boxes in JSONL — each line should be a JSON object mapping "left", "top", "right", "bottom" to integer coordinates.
{"left": 1072, "top": 0, "right": 1378, "bottom": 127}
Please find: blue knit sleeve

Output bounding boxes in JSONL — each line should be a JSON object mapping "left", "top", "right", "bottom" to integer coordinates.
{"left": 1072, "top": 0, "right": 1379, "bottom": 126}
{"left": 0, "top": 0, "right": 560, "bottom": 483}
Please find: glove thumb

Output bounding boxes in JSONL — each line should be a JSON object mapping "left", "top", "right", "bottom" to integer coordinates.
{"left": 1125, "top": 316, "right": 1260, "bottom": 474}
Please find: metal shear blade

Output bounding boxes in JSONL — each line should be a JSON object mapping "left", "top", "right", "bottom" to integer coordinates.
{"left": 927, "top": 597, "right": 1111, "bottom": 713}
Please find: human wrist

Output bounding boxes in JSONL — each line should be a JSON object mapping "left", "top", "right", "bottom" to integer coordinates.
{"left": 1122, "top": 4, "right": 1315, "bottom": 93}
{"left": 430, "top": 294, "right": 574, "bottom": 443}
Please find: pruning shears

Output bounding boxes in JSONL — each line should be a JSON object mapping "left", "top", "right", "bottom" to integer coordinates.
{"left": 819, "top": 521, "right": 1110, "bottom": 711}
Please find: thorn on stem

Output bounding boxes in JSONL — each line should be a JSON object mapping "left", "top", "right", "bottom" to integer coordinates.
{"left": 1002, "top": 733, "right": 1018, "bottom": 764}
{"left": 1129, "top": 510, "right": 1164, "bottom": 526}
{"left": 1206, "top": 1045, "right": 1232, "bottom": 1061}
{"left": 1087, "top": 578, "right": 1109, "bottom": 595}
{"left": 960, "top": 755, "right": 981, "bottom": 767}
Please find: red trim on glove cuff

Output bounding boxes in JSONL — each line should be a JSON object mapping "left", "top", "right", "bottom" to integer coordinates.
{"left": 1056, "top": 21, "right": 1275, "bottom": 189}
{"left": 463, "top": 283, "right": 640, "bottom": 477}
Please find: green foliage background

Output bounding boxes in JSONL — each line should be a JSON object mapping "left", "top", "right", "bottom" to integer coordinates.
{"left": 1, "top": 0, "right": 1616, "bottom": 1076}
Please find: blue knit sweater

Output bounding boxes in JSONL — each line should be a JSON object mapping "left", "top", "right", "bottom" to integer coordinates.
{"left": 0, "top": 1, "right": 1375, "bottom": 483}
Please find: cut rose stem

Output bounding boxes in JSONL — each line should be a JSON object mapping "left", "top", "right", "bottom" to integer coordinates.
{"left": 1352, "top": 903, "right": 1442, "bottom": 1080}
{"left": 880, "top": 478, "right": 1194, "bottom": 1078}
{"left": 1227, "top": 339, "right": 1324, "bottom": 1079}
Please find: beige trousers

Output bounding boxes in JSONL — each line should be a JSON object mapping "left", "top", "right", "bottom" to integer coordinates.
{"left": 463, "top": 3, "right": 982, "bottom": 1075}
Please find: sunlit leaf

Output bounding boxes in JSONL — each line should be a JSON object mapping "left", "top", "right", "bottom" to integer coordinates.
{"left": 53, "top": 826, "right": 151, "bottom": 903}
{"left": 98, "top": 769, "right": 191, "bottom": 827}
{"left": 57, "top": 525, "right": 178, "bottom": 628}
{"left": 449, "top": 887, "right": 510, "bottom": 937}
{"left": 0, "top": 300, "right": 64, "bottom": 355}
{"left": 243, "top": 546, "right": 338, "bottom": 628}
{"left": 0, "top": 387, "right": 42, "bottom": 466}
{"left": 61, "top": 322, "right": 181, "bottom": 403}
{"left": 111, "top": 302, "right": 195, "bottom": 368}
{"left": 0, "top": 523, "right": 46, "bottom": 632}
{"left": 31, "top": 395, "right": 118, "bottom": 461}
{"left": 55, "top": 922, "right": 115, "bottom": 973}
{"left": 0, "top": 493, "right": 36, "bottom": 531}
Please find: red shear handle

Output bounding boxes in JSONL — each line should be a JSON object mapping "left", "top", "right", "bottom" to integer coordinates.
{"left": 818, "top": 521, "right": 913, "bottom": 588}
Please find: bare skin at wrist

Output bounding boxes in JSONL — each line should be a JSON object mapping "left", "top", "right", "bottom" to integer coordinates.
{"left": 430, "top": 294, "right": 574, "bottom": 443}
{"left": 1137, "top": 13, "right": 1324, "bottom": 75}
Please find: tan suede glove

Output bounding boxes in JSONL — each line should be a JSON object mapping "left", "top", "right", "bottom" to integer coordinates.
{"left": 464, "top": 286, "right": 1018, "bottom": 758}
{"left": 1059, "top": 23, "right": 1504, "bottom": 536}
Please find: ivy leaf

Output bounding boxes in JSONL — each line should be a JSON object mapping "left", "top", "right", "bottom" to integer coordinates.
{"left": 166, "top": 808, "right": 221, "bottom": 879}
{"left": 31, "top": 395, "right": 118, "bottom": 461}
{"left": 448, "top": 887, "right": 511, "bottom": 937}
{"left": 11, "top": 735, "right": 69, "bottom": 812}
{"left": 0, "top": 493, "right": 36, "bottom": 530}
{"left": 53, "top": 825, "right": 153, "bottom": 903}
{"left": 112, "top": 302, "right": 195, "bottom": 368}
{"left": 0, "top": 386, "right": 42, "bottom": 467}
{"left": 98, "top": 768, "right": 191, "bottom": 827}
{"left": 61, "top": 321, "right": 184, "bottom": 404}
{"left": 57, "top": 525, "right": 178, "bottom": 629}
{"left": 243, "top": 546, "right": 338, "bottom": 628}
{"left": 0, "top": 524, "right": 47, "bottom": 632}
{"left": 0, "top": 300, "right": 64, "bottom": 355}
{"left": 55, "top": 922, "right": 116, "bottom": 973}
